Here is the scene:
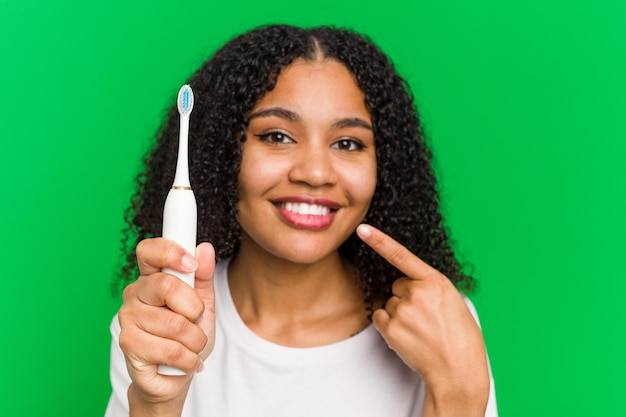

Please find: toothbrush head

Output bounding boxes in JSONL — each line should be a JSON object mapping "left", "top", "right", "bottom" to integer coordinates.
{"left": 177, "top": 84, "right": 194, "bottom": 115}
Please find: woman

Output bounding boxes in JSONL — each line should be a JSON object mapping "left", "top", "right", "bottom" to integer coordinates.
{"left": 106, "top": 24, "right": 498, "bottom": 417}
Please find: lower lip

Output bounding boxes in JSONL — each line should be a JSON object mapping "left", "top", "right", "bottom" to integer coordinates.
{"left": 276, "top": 206, "right": 336, "bottom": 229}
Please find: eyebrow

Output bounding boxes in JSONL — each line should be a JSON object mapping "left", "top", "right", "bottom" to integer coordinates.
{"left": 248, "top": 107, "right": 373, "bottom": 131}
{"left": 248, "top": 107, "right": 300, "bottom": 122}
{"left": 332, "top": 117, "right": 373, "bottom": 131}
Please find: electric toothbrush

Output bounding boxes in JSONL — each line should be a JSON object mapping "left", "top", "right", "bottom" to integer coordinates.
{"left": 158, "top": 84, "right": 198, "bottom": 376}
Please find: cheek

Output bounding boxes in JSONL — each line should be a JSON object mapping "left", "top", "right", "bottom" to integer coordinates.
{"left": 237, "top": 156, "right": 256, "bottom": 195}
{"left": 237, "top": 151, "right": 288, "bottom": 197}
{"left": 362, "top": 174, "right": 378, "bottom": 205}
{"left": 341, "top": 161, "right": 377, "bottom": 204}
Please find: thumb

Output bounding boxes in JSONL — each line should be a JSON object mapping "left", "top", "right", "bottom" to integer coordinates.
{"left": 194, "top": 242, "right": 216, "bottom": 360}
{"left": 194, "top": 242, "right": 216, "bottom": 293}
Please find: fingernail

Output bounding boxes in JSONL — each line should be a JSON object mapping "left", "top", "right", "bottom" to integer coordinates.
{"left": 196, "top": 359, "right": 205, "bottom": 373}
{"left": 357, "top": 224, "right": 371, "bottom": 238}
{"left": 182, "top": 254, "right": 198, "bottom": 271}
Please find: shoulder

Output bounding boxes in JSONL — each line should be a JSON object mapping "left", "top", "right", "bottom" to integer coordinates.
{"left": 462, "top": 295, "right": 485, "bottom": 328}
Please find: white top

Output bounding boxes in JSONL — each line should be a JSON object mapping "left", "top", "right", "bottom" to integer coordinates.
{"left": 105, "top": 260, "right": 498, "bottom": 416}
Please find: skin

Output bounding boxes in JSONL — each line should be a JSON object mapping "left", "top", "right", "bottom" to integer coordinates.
{"left": 357, "top": 224, "right": 490, "bottom": 416}
{"left": 118, "top": 58, "right": 489, "bottom": 417}
{"left": 229, "top": 58, "right": 377, "bottom": 346}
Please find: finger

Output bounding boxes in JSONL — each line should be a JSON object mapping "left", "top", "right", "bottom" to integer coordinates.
{"left": 136, "top": 238, "right": 198, "bottom": 276}
{"left": 120, "top": 327, "right": 202, "bottom": 375}
{"left": 194, "top": 243, "right": 216, "bottom": 293}
{"left": 134, "top": 306, "right": 208, "bottom": 355}
{"left": 371, "top": 307, "right": 391, "bottom": 335}
{"left": 391, "top": 277, "right": 413, "bottom": 298}
{"left": 193, "top": 242, "right": 216, "bottom": 359}
{"left": 356, "top": 224, "right": 439, "bottom": 281}
{"left": 383, "top": 295, "right": 401, "bottom": 317}
{"left": 134, "top": 273, "right": 205, "bottom": 323}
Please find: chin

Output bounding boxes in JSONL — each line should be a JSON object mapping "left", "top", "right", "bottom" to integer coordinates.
{"left": 272, "top": 247, "right": 337, "bottom": 265}
{"left": 251, "top": 237, "right": 341, "bottom": 266}
{"left": 239, "top": 222, "right": 356, "bottom": 266}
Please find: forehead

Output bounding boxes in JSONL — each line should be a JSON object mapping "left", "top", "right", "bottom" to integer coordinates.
{"left": 251, "top": 58, "right": 369, "bottom": 118}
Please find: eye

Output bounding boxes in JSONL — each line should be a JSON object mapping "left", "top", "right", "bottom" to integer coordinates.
{"left": 332, "top": 138, "right": 366, "bottom": 151}
{"left": 255, "top": 130, "right": 294, "bottom": 144}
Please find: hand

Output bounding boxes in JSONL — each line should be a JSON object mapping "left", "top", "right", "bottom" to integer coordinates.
{"left": 356, "top": 224, "right": 489, "bottom": 416}
{"left": 117, "top": 238, "right": 216, "bottom": 416}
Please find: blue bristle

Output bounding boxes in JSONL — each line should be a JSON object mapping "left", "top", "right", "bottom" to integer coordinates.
{"left": 183, "top": 88, "right": 190, "bottom": 111}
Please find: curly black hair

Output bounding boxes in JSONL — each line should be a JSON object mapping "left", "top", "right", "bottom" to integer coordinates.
{"left": 115, "top": 24, "right": 475, "bottom": 307}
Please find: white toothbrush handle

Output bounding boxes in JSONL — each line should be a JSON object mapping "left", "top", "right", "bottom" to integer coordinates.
{"left": 158, "top": 187, "right": 197, "bottom": 376}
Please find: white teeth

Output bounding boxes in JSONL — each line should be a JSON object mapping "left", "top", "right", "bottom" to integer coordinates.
{"left": 282, "top": 202, "right": 331, "bottom": 216}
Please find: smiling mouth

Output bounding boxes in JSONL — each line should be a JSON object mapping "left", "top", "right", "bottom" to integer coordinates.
{"left": 277, "top": 202, "right": 334, "bottom": 216}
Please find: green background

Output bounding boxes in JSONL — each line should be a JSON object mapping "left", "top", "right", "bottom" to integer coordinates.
{"left": 1, "top": 0, "right": 624, "bottom": 415}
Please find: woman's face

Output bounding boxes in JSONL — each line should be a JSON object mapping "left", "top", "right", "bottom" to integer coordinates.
{"left": 237, "top": 58, "right": 377, "bottom": 265}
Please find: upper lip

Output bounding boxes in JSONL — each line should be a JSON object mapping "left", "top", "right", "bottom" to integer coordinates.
{"left": 272, "top": 196, "right": 341, "bottom": 210}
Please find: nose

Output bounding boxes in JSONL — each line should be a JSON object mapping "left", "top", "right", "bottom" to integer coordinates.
{"left": 288, "top": 142, "right": 338, "bottom": 187}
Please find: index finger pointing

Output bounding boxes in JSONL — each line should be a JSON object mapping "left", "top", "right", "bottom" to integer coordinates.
{"left": 356, "top": 224, "right": 439, "bottom": 280}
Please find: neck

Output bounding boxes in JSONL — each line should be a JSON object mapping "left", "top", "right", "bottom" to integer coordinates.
{"left": 227, "top": 240, "right": 369, "bottom": 347}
